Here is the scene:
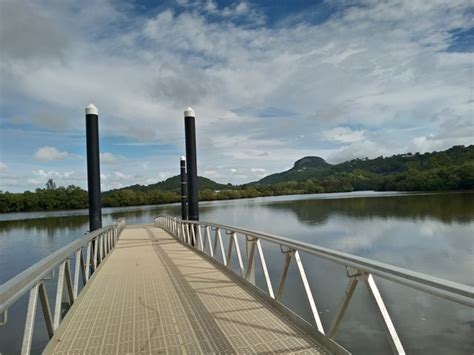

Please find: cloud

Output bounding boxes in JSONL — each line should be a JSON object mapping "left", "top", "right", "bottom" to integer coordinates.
{"left": 26, "top": 169, "right": 80, "bottom": 186}
{"left": 327, "top": 140, "right": 391, "bottom": 163}
{"left": 0, "top": 162, "right": 8, "bottom": 172}
{"left": 100, "top": 152, "right": 123, "bottom": 164}
{"left": 10, "top": 112, "right": 69, "bottom": 130}
{"left": 114, "top": 171, "right": 127, "bottom": 179}
{"left": 203, "top": 169, "right": 222, "bottom": 180}
{"left": 175, "top": 0, "right": 264, "bottom": 23}
{"left": 321, "top": 127, "right": 366, "bottom": 143}
{"left": 96, "top": 170, "right": 156, "bottom": 189}
{"left": 1, "top": 0, "right": 473, "bottom": 189}
{"left": 33, "top": 146, "right": 74, "bottom": 162}
{"left": 0, "top": 0, "right": 70, "bottom": 61}
{"left": 250, "top": 167, "right": 267, "bottom": 179}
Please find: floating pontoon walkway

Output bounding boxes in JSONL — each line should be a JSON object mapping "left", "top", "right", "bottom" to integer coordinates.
{"left": 43, "top": 226, "right": 328, "bottom": 354}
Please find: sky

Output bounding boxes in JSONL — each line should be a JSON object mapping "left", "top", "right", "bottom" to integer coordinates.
{"left": 0, "top": 0, "right": 473, "bottom": 192}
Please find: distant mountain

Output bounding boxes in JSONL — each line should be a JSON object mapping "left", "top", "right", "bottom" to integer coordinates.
{"left": 105, "top": 145, "right": 474, "bottom": 193}
{"left": 257, "top": 156, "right": 332, "bottom": 184}
{"left": 293, "top": 156, "right": 331, "bottom": 170}
{"left": 2, "top": 145, "right": 473, "bottom": 213}
{"left": 255, "top": 145, "right": 474, "bottom": 185}
{"left": 103, "top": 175, "right": 232, "bottom": 196}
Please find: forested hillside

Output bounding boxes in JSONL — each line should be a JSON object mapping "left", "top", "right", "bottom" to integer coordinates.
{"left": 101, "top": 176, "right": 233, "bottom": 207}
{"left": 257, "top": 145, "right": 474, "bottom": 185}
{"left": 1, "top": 145, "right": 473, "bottom": 213}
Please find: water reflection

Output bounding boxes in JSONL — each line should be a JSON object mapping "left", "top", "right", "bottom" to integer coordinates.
{"left": 0, "top": 191, "right": 473, "bottom": 354}
{"left": 0, "top": 215, "right": 89, "bottom": 234}
{"left": 266, "top": 192, "right": 474, "bottom": 225}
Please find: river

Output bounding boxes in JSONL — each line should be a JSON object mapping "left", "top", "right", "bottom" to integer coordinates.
{"left": 0, "top": 191, "right": 473, "bottom": 354}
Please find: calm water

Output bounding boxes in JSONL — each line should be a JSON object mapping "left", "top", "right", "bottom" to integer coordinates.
{"left": 0, "top": 191, "right": 473, "bottom": 354}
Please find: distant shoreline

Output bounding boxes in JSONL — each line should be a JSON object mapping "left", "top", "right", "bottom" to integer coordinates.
{"left": 1, "top": 190, "right": 472, "bottom": 220}
{"left": 2, "top": 145, "right": 473, "bottom": 214}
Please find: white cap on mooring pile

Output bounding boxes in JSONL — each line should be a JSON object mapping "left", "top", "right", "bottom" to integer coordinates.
{"left": 85, "top": 103, "right": 98, "bottom": 115}
{"left": 184, "top": 106, "right": 195, "bottom": 118}
{"left": 180, "top": 156, "right": 186, "bottom": 161}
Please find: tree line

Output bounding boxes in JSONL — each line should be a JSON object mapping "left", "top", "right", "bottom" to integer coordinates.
{"left": 1, "top": 146, "right": 473, "bottom": 213}
{"left": 0, "top": 162, "right": 472, "bottom": 213}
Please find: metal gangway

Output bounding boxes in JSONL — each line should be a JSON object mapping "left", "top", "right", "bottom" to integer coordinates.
{"left": 0, "top": 217, "right": 472, "bottom": 354}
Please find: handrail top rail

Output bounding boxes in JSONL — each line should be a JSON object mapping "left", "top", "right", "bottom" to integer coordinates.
{"left": 157, "top": 216, "right": 474, "bottom": 305}
{"left": 0, "top": 222, "right": 123, "bottom": 313}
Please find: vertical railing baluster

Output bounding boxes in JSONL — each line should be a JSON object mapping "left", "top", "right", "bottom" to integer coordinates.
{"left": 364, "top": 273, "right": 405, "bottom": 354}
{"left": 73, "top": 249, "right": 81, "bottom": 299}
{"left": 103, "top": 232, "right": 107, "bottom": 256}
{"left": 191, "top": 224, "right": 197, "bottom": 246}
{"left": 93, "top": 237, "right": 98, "bottom": 271}
{"left": 79, "top": 249, "right": 87, "bottom": 286}
{"left": 276, "top": 250, "right": 293, "bottom": 301}
{"left": 0, "top": 309, "right": 7, "bottom": 326}
{"left": 202, "top": 225, "right": 208, "bottom": 250}
{"left": 106, "top": 230, "right": 110, "bottom": 254}
{"left": 294, "top": 250, "right": 324, "bottom": 334}
{"left": 212, "top": 228, "right": 219, "bottom": 257}
{"left": 38, "top": 282, "right": 54, "bottom": 339}
{"left": 197, "top": 225, "right": 204, "bottom": 251}
{"left": 21, "top": 284, "right": 39, "bottom": 355}
{"left": 328, "top": 275, "right": 359, "bottom": 338}
{"left": 64, "top": 260, "right": 74, "bottom": 306}
{"left": 226, "top": 232, "right": 234, "bottom": 267}
{"left": 233, "top": 233, "right": 245, "bottom": 277}
{"left": 99, "top": 234, "right": 104, "bottom": 262}
{"left": 104, "top": 232, "right": 108, "bottom": 256}
{"left": 245, "top": 237, "right": 256, "bottom": 282}
{"left": 206, "top": 226, "right": 213, "bottom": 257}
{"left": 256, "top": 239, "right": 274, "bottom": 298}
{"left": 104, "top": 231, "right": 109, "bottom": 258}
{"left": 85, "top": 241, "right": 91, "bottom": 281}
{"left": 217, "top": 229, "right": 227, "bottom": 265}
{"left": 54, "top": 263, "right": 66, "bottom": 330}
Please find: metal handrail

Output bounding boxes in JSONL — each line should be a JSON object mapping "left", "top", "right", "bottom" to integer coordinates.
{"left": 172, "top": 219, "right": 473, "bottom": 306}
{"left": 155, "top": 216, "right": 474, "bottom": 355}
{"left": 0, "top": 218, "right": 126, "bottom": 354}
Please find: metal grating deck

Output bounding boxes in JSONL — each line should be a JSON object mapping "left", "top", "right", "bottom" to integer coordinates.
{"left": 44, "top": 226, "right": 328, "bottom": 354}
